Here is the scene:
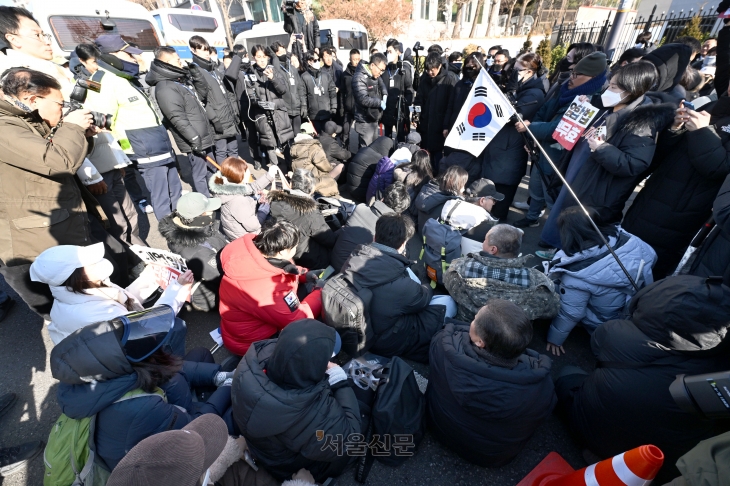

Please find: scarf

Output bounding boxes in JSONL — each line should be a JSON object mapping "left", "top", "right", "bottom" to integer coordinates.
{"left": 192, "top": 53, "right": 214, "bottom": 72}
{"left": 558, "top": 72, "right": 607, "bottom": 106}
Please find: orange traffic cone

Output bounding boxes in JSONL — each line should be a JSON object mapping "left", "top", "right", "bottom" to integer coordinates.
{"left": 517, "top": 445, "right": 664, "bottom": 486}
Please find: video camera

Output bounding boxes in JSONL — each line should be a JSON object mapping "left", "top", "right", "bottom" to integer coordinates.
{"left": 282, "top": 0, "right": 297, "bottom": 12}
{"left": 670, "top": 370, "right": 730, "bottom": 419}
{"left": 67, "top": 78, "right": 113, "bottom": 130}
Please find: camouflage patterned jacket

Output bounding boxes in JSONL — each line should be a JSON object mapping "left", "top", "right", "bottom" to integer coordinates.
{"left": 444, "top": 252, "right": 560, "bottom": 321}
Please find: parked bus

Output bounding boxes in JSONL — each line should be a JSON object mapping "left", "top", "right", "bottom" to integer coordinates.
{"left": 5, "top": 0, "right": 164, "bottom": 65}
{"left": 150, "top": 7, "right": 227, "bottom": 60}
{"left": 233, "top": 18, "right": 367, "bottom": 55}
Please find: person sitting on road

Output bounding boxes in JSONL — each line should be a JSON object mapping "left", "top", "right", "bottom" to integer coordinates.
{"left": 394, "top": 149, "right": 433, "bottom": 220}
{"left": 208, "top": 157, "right": 276, "bottom": 241}
{"left": 30, "top": 243, "right": 192, "bottom": 347}
{"left": 319, "top": 121, "right": 352, "bottom": 166}
{"left": 268, "top": 169, "right": 337, "bottom": 269}
{"left": 340, "top": 213, "right": 457, "bottom": 362}
{"left": 290, "top": 129, "right": 342, "bottom": 197}
{"left": 219, "top": 219, "right": 324, "bottom": 357}
{"left": 331, "top": 182, "right": 410, "bottom": 271}
{"left": 158, "top": 192, "right": 228, "bottom": 312}
{"left": 427, "top": 300, "right": 557, "bottom": 467}
{"left": 448, "top": 178, "right": 503, "bottom": 255}
{"left": 445, "top": 224, "right": 560, "bottom": 323}
{"left": 232, "top": 319, "right": 360, "bottom": 483}
{"left": 51, "top": 313, "right": 235, "bottom": 471}
{"left": 545, "top": 206, "right": 657, "bottom": 356}
{"left": 414, "top": 165, "right": 468, "bottom": 233}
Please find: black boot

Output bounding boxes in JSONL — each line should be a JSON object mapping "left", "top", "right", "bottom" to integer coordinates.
{"left": 0, "top": 441, "right": 44, "bottom": 477}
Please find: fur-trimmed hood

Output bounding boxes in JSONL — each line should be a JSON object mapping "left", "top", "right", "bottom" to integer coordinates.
{"left": 158, "top": 213, "right": 219, "bottom": 250}
{"left": 267, "top": 190, "right": 317, "bottom": 214}
{"left": 208, "top": 172, "right": 256, "bottom": 196}
{"left": 620, "top": 100, "right": 677, "bottom": 136}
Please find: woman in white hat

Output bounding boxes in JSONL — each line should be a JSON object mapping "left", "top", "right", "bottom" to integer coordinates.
{"left": 30, "top": 242, "right": 194, "bottom": 345}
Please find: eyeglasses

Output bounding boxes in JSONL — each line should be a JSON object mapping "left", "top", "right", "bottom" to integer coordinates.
{"left": 570, "top": 71, "right": 588, "bottom": 78}
{"left": 12, "top": 31, "right": 52, "bottom": 44}
{"left": 38, "top": 97, "right": 66, "bottom": 108}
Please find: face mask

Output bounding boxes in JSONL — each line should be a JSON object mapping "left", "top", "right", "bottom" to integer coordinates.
{"left": 452, "top": 62, "right": 462, "bottom": 70}
{"left": 120, "top": 59, "right": 140, "bottom": 77}
{"left": 278, "top": 53, "right": 288, "bottom": 63}
{"left": 311, "top": 61, "right": 321, "bottom": 70}
{"left": 486, "top": 57, "right": 494, "bottom": 67}
{"left": 517, "top": 70, "right": 531, "bottom": 82}
{"left": 387, "top": 52, "right": 397, "bottom": 64}
{"left": 463, "top": 66, "right": 479, "bottom": 79}
{"left": 601, "top": 88, "right": 627, "bottom": 107}
{"left": 84, "top": 258, "right": 114, "bottom": 283}
{"left": 242, "top": 57, "right": 250, "bottom": 64}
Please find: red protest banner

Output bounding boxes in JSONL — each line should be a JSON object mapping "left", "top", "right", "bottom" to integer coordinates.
{"left": 552, "top": 96, "right": 599, "bottom": 150}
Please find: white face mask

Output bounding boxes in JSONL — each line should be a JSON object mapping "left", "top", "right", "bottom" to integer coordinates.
{"left": 601, "top": 88, "right": 627, "bottom": 107}
{"left": 83, "top": 258, "right": 114, "bottom": 283}
{"left": 486, "top": 57, "right": 494, "bottom": 67}
{"left": 387, "top": 52, "right": 397, "bottom": 64}
{"left": 311, "top": 61, "right": 321, "bottom": 70}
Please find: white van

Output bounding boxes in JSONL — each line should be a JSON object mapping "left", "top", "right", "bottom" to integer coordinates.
{"left": 150, "top": 7, "right": 228, "bottom": 61}
{"left": 233, "top": 18, "right": 367, "bottom": 54}
{"left": 10, "top": 0, "right": 163, "bottom": 64}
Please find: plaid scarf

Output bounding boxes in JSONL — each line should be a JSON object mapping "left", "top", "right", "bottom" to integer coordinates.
{"left": 461, "top": 257, "right": 531, "bottom": 287}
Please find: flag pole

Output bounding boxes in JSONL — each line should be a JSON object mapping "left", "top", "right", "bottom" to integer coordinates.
{"left": 472, "top": 58, "right": 640, "bottom": 292}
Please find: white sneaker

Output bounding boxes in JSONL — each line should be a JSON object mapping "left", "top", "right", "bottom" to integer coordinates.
{"left": 513, "top": 201, "right": 529, "bottom": 210}
{"left": 138, "top": 199, "right": 153, "bottom": 214}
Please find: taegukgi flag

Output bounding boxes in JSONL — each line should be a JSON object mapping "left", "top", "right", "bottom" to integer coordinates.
{"left": 444, "top": 69, "right": 516, "bottom": 156}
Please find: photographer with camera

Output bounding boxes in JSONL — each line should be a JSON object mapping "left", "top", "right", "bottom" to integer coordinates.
{"left": 0, "top": 68, "right": 94, "bottom": 317}
{"left": 245, "top": 45, "right": 294, "bottom": 168}
{"left": 80, "top": 34, "right": 181, "bottom": 221}
{"left": 282, "top": 0, "right": 320, "bottom": 64}
{"left": 382, "top": 38, "right": 414, "bottom": 143}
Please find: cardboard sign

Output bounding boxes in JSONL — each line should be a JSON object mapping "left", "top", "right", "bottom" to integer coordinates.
{"left": 130, "top": 245, "right": 188, "bottom": 289}
{"left": 552, "top": 96, "right": 599, "bottom": 150}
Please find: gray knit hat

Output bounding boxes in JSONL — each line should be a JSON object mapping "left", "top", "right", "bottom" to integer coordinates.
{"left": 107, "top": 415, "right": 228, "bottom": 486}
{"left": 573, "top": 52, "right": 607, "bottom": 77}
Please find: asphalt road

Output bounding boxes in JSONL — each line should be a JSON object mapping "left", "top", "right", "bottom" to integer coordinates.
{"left": 0, "top": 154, "right": 599, "bottom": 486}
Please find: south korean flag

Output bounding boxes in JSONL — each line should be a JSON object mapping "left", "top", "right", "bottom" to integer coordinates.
{"left": 445, "top": 69, "right": 516, "bottom": 156}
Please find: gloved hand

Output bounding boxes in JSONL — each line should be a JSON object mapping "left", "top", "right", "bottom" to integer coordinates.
{"left": 300, "top": 107, "right": 308, "bottom": 118}
{"left": 190, "top": 136, "right": 203, "bottom": 154}
{"left": 305, "top": 269, "right": 325, "bottom": 284}
{"left": 380, "top": 99, "right": 387, "bottom": 111}
{"left": 213, "top": 121, "right": 224, "bottom": 133}
{"left": 259, "top": 101, "right": 276, "bottom": 111}
{"left": 325, "top": 363, "right": 348, "bottom": 386}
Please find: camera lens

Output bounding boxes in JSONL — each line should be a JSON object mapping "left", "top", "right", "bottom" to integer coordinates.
{"left": 90, "top": 111, "right": 113, "bottom": 130}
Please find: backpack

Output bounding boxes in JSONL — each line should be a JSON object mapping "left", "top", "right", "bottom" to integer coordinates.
{"left": 43, "top": 388, "right": 166, "bottom": 486}
{"left": 354, "top": 356, "right": 425, "bottom": 481}
{"left": 321, "top": 273, "right": 376, "bottom": 357}
{"left": 365, "top": 156, "right": 396, "bottom": 203}
{"left": 420, "top": 205, "right": 464, "bottom": 287}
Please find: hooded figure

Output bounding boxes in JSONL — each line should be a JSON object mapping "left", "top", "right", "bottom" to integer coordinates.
{"left": 51, "top": 318, "right": 233, "bottom": 471}
{"left": 232, "top": 319, "right": 359, "bottom": 483}
{"left": 414, "top": 179, "right": 463, "bottom": 233}
{"left": 623, "top": 96, "right": 730, "bottom": 279}
{"left": 643, "top": 43, "right": 692, "bottom": 103}
{"left": 345, "top": 136, "right": 394, "bottom": 202}
{"left": 558, "top": 275, "right": 730, "bottom": 483}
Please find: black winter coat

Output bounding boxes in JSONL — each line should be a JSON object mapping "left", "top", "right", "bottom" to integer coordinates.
{"left": 146, "top": 59, "right": 213, "bottom": 154}
{"left": 321, "top": 62, "right": 343, "bottom": 89}
{"left": 352, "top": 62, "right": 387, "bottom": 123}
{"left": 245, "top": 65, "right": 295, "bottom": 149}
{"left": 319, "top": 134, "right": 351, "bottom": 165}
{"left": 268, "top": 190, "right": 336, "bottom": 269}
{"left": 283, "top": 9, "right": 320, "bottom": 58}
{"left": 623, "top": 107, "right": 730, "bottom": 279}
{"left": 414, "top": 67, "right": 459, "bottom": 153}
{"left": 345, "top": 136, "right": 393, "bottom": 202}
{"left": 338, "top": 62, "right": 358, "bottom": 117}
{"left": 381, "top": 61, "right": 414, "bottom": 128}
{"left": 301, "top": 67, "right": 337, "bottom": 120}
{"left": 568, "top": 97, "right": 675, "bottom": 224}
{"left": 691, "top": 173, "right": 730, "bottom": 281}
{"left": 278, "top": 59, "right": 306, "bottom": 118}
{"left": 414, "top": 179, "right": 461, "bottom": 233}
{"left": 481, "top": 75, "right": 546, "bottom": 186}
{"left": 643, "top": 43, "right": 692, "bottom": 104}
{"left": 444, "top": 76, "right": 476, "bottom": 130}
{"left": 341, "top": 243, "right": 446, "bottom": 362}
{"left": 331, "top": 201, "right": 393, "bottom": 271}
{"left": 231, "top": 320, "right": 360, "bottom": 483}
{"left": 158, "top": 215, "right": 227, "bottom": 312}
{"left": 427, "top": 322, "right": 556, "bottom": 467}
{"left": 565, "top": 276, "right": 730, "bottom": 483}
{"left": 190, "top": 55, "right": 239, "bottom": 140}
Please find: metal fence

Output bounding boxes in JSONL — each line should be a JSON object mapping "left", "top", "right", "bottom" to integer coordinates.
{"left": 550, "top": 5, "right": 724, "bottom": 61}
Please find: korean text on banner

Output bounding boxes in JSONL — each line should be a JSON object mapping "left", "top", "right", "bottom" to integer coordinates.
{"left": 552, "top": 96, "right": 599, "bottom": 150}
{"left": 130, "top": 245, "right": 188, "bottom": 290}
{"left": 445, "top": 69, "right": 516, "bottom": 157}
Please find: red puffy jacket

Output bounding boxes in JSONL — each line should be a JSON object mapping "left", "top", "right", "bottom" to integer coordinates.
{"left": 219, "top": 234, "right": 322, "bottom": 356}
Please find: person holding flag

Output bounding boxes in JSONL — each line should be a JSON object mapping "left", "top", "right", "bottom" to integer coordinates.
{"left": 481, "top": 52, "right": 546, "bottom": 220}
